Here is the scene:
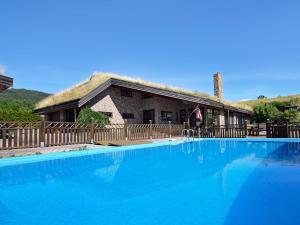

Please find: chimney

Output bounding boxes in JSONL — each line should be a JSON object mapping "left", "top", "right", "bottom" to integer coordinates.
{"left": 213, "top": 72, "right": 224, "bottom": 100}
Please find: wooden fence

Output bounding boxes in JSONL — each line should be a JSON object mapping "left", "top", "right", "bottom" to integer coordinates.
{"left": 0, "top": 121, "right": 251, "bottom": 150}
{"left": 0, "top": 121, "right": 185, "bottom": 150}
{"left": 197, "top": 125, "right": 247, "bottom": 138}
{"left": 0, "top": 122, "right": 41, "bottom": 150}
{"left": 267, "top": 123, "right": 300, "bottom": 138}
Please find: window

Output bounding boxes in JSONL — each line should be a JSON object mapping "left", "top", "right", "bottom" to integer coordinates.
{"left": 142, "top": 94, "right": 152, "bottom": 99}
{"left": 120, "top": 88, "right": 133, "bottom": 97}
{"left": 161, "top": 111, "right": 173, "bottom": 122}
{"left": 122, "top": 113, "right": 134, "bottom": 119}
{"left": 236, "top": 112, "right": 243, "bottom": 125}
{"left": 213, "top": 109, "right": 220, "bottom": 126}
{"left": 100, "top": 112, "right": 113, "bottom": 117}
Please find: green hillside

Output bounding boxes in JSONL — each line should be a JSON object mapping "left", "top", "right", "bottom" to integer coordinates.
{"left": 238, "top": 94, "right": 300, "bottom": 108}
{"left": 0, "top": 88, "right": 49, "bottom": 107}
{"left": 235, "top": 94, "right": 300, "bottom": 123}
{"left": 0, "top": 89, "right": 50, "bottom": 121}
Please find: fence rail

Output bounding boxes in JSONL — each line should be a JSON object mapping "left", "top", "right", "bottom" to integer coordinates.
{"left": 267, "top": 123, "right": 300, "bottom": 138}
{"left": 0, "top": 121, "right": 250, "bottom": 150}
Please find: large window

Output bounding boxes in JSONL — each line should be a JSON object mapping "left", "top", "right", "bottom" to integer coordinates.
{"left": 120, "top": 88, "right": 133, "bottom": 97}
{"left": 207, "top": 109, "right": 220, "bottom": 126}
{"left": 213, "top": 109, "right": 220, "bottom": 126}
{"left": 161, "top": 111, "right": 173, "bottom": 122}
{"left": 236, "top": 112, "right": 243, "bottom": 125}
{"left": 122, "top": 113, "right": 134, "bottom": 119}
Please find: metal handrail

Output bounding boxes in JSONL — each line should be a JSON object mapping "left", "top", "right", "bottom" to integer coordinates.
{"left": 181, "top": 129, "right": 195, "bottom": 141}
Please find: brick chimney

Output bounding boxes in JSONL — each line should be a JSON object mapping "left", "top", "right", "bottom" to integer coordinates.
{"left": 213, "top": 72, "right": 223, "bottom": 100}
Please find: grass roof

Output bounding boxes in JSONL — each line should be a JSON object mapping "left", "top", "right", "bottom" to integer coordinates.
{"left": 36, "top": 72, "right": 253, "bottom": 111}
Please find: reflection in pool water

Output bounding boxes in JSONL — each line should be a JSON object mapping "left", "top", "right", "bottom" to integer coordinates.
{"left": 0, "top": 140, "right": 300, "bottom": 225}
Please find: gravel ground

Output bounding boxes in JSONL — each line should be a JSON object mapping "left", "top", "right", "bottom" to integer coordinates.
{"left": 0, "top": 144, "right": 104, "bottom": 158}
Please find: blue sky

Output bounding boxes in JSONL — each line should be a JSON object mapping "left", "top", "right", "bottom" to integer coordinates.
{"left": 1, "top": 0, "right": 300, "bottom": 101}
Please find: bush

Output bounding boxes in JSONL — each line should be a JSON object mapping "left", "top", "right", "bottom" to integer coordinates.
{"left": 279, "top": 109, "right": 300, "bottom": 122}
{"left": 253, "top": 103, "right": 300, "bottom": 123}
{"left": 0, "top": 99, "right": 41, "bottom": 122}
{"left": 77, "top": 108, "right": 109, "bottom": 125}
{"left": 253, "top": 103, "right": 280, "bottom": 123}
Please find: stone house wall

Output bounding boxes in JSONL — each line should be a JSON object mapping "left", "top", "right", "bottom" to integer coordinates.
{"left": 88, "top": 87, "right": 143, "bottom": 124}
{"left": 47, "top": 86, "right": 247, "bottom": 125}
{"left": 87, "top": 86, "right": 191, "bottom": 124}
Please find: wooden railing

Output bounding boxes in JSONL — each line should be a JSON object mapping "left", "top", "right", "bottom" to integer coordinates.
{"left": 0, "top": 122, "right": 41, "bottom": 150}
{"left": 0, "top": 121, "right": 250, "bottom": 150}
{"left": 267, "top": 123, "right": 300, "bottom": 138}
{"left": 195, "top": 125, "right": 247, "bottom": 138}
{"left": 0, "top": 121, "right": 185, "bottom": 150}
{"left": 44, "top": 122, "right": 92, "bottom": 147}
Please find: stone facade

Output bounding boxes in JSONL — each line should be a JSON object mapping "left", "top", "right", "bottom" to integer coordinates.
{"left": 87, "top": 86, "right": 192, "bottom": 124}
{"left": 88, "top": 87, "right": 143, "bottom": 124}
{"left": 44, "top": 86, "right": 247, "bottom": 126}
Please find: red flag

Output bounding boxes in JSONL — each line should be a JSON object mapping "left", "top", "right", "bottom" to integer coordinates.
{"left": 194, "top": 105, "right": 202, "bottom": 121}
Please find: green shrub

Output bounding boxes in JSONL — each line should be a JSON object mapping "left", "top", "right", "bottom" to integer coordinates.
{"left": 0, "top": 99, "right": 41, "bottom": 122}
{"left": 77, "top": 108, "right": 109, "bottom": 125}
{"left": 253, "top": 103, "right": 280, "bottom": 123}
{"left": 253, "top": 103, "right": 300, "bottom": 123}
{"left": 279, "top": 109, "right": 300, "bottom": 122}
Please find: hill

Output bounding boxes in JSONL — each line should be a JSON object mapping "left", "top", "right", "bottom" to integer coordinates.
{"left": 0, "top": 88, "right": 50, "bottom": 104}
{"left": 237, "top": 94, "right": 300, "bottom": 108}
{"left": 0, "top": 88, "right": 50, "bottom": 108}
{"left": 0, "top": 89, "right": 50, "bottom": 121}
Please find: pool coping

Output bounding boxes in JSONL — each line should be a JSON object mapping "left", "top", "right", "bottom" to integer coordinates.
{"left": 0, "top": 138, "right": 299, "bottom": 167}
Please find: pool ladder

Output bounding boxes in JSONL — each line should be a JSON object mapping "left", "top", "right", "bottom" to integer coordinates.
{"left": 181, "top": 129, "right": 195, "bottom": 142}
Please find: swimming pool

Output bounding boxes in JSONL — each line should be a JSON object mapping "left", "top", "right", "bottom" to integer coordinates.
{"left": 1, "top": 139, "right": 300, "bottom": 225}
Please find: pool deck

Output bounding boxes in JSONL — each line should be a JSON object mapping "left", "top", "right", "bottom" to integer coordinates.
{"left": 0, "top": 144, "right": 104, "bottom": 158}
{"left": 0, "top": 138, "right": 174, "bottom": 158}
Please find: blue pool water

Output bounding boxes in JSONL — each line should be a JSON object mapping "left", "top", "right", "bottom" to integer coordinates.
{"left": 1, "top": 139, "right": 300, "bottom": 225}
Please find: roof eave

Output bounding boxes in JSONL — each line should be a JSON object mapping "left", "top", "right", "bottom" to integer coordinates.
{"left": 34, "top": 99, "right": 80, "bottom": 114}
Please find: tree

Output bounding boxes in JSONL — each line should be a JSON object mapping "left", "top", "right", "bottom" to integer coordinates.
{"left": 253, "top": 103, "right": 281, "bottom": 123}
{"left": 0, "top": 99, "right": 41, "bottom": 122}
{"left": 253, "top": 103, "right": 300, "bottom": 123}
{"left": 279, "top": 109, "right": 300, "bottom": 123}
{"left": 257, "top": 95, "right": 267, "bottom": 99}
{"left": 77, "top": 108, "right": 110, "bottom": 125}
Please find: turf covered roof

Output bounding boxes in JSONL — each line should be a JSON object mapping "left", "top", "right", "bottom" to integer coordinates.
{"left": 36, "top": 72, "right": 253, "bottom": 112}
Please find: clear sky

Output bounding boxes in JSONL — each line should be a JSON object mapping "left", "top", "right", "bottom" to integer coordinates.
{"left": 1, "top": 0, "right": 300, "bottom": 101}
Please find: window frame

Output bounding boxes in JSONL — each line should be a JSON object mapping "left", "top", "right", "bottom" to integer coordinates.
{"left": 120, "top": 88, "right": 133, "bottom": 97}
{"left": 161, "top": 111, "right": 173, "bottom": 122}
{"left": 122, "top": 113, "right": 135, "bottom": 119}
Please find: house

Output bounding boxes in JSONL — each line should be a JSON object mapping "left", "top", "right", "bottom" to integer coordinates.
{"left": 0, "top": 74, "right": 13, "bottom": 92}
{"left": 35, "top": 72, "right": 253, "bottom": 126}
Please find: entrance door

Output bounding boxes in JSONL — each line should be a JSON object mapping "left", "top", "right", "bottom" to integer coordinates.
{"left": 143, "top": 110, "right": 155, "bottom": 124}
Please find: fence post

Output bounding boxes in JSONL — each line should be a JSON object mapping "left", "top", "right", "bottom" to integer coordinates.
{"left": 149, "top": 120, "right": 153, "bottom": 140}
{"left": 90, "top": 123, "right": 95, "bottom": 144}
{"left": 286, "top": 122, "right": 289, "bottom": 138}
{"left": 244, "top": 120, "right": 248, "bottom": 138}
{"left": 168, "top": 121, "right": 172, "bottom": 138}
{"left": 39, "top": 120, "right": 46, "bottom": 147}
{"left": 124, "top": 119, "right": 128, "bottom": 141}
